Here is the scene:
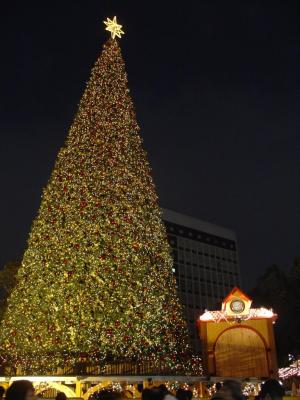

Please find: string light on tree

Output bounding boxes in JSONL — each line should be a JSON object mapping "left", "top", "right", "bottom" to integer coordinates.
{"left": 0, "top": 17, "right": 192, "bottom": 374}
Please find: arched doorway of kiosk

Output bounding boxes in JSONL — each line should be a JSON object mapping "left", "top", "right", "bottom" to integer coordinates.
{"left": 214, "top": 326, "right": 269, "bottom": 377}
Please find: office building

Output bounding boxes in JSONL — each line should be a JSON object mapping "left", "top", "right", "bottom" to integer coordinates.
{"left": 162, "top": 208, "right": 241, "bottom": 354}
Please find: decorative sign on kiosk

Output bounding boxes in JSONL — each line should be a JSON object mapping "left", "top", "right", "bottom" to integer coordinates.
{"left": 198, "top": 287, "right": 278, "bottom": 378}
{"left": 223, "top": 287, "right": 251, "bottom": 319}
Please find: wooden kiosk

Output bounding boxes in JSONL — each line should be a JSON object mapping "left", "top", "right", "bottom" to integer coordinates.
{"left": 199, "top": 287, "right": 278, "bottom": 378}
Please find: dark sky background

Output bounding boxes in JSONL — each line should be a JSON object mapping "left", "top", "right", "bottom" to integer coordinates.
{"left": 0, "top": 1, "right": 299, "bottom": 289}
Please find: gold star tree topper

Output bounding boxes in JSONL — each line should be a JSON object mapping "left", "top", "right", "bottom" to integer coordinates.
{"left": 103, "top": 16, "right": 124, "bottom": 39}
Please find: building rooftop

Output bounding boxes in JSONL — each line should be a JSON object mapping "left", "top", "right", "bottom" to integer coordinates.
{"left": 162, "top": 208, "right": 237, "bottom": 241}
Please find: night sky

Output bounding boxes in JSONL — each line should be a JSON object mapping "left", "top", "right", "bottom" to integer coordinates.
{"left": 0, "top": 1, "right": 299, "bottom": 289}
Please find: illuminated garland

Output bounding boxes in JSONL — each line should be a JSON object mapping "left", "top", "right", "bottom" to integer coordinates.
{"left": 279, "top": 367, "right": 300, "bottom": 379}
{"left": 199, "top": 307, "right": 276, "bottom": 323}
{"left": 278, "top": 357, "right": 300, "bottom": 380}
{"left": 0, "top": 36, "right": 192, "bottom": 374}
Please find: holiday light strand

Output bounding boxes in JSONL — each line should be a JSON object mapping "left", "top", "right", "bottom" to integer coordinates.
{"left": 199, "top": 307, "right": 276, "bottom": 323}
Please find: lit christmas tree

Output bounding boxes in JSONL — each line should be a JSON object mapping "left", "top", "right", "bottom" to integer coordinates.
{"left": 0, "top": 17, "right": 192, "bottom": 374}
